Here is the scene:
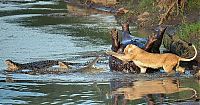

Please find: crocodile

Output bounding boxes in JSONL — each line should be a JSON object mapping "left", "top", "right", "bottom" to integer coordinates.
{"left": 5, "top": 57, "right": 102, "bottom": 74}
{"left": 5, "top": 59, "right": 73, "bottom": 72}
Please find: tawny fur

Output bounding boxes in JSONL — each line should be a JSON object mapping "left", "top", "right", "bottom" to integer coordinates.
{"left": 106, "top": 44, "right": 197, "bottom": 73}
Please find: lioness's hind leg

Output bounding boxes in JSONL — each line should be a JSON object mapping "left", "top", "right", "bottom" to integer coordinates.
{"left": 163, "top": 65, "right": 174, "bottom": 73}
{"left": 175, "top": 62, "right": 185, "bottom": 73}
{"left": 176, "top": 66, "right": 185, "bottom": 73}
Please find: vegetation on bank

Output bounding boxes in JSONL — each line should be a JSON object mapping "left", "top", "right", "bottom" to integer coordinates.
{"left": 79, "top": 0, "right": 199, "bottom": 49}
{"left": 115, "top": 0, "right": 200, "bottom": 50}
{"left": 188, "top": 0, "right": 200, "bottom": 9}
{"left": 177, "top": 22, "right": 200, "bottom": 50}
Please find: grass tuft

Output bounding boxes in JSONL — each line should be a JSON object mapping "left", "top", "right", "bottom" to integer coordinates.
{"left": 177, "top": 21, "right": 200, "bottom": 50}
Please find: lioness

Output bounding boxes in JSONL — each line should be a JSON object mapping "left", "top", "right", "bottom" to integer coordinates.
{"left": 106, "top": 44, "right": 197, "bottom": 73}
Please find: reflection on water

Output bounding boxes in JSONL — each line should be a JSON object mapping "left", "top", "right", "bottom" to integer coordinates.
{"left": 0, "top": 0, "right": 199, "bottom": 104}
{"left": 112, "top": 78, "right": 199, "bottom": 104}
{"left": 1, "top": 74, "right": 200, "bottom": 104}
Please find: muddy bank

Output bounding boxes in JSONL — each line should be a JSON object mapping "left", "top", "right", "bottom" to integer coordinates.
{"left": 114, "top": 0, "right": 200, "bottom": 33}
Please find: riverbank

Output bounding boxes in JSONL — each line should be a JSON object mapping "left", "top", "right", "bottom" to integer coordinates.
{"left": 115, "top": 0, "right": 199, "bottom": 34}
{"left": 113, "top": 0, "right": 200, "bottom": 63}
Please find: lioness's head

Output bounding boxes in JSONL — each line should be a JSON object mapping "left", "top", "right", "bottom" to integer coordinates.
{"left": 124, "top": 44, "right": 139, "bottom": 54}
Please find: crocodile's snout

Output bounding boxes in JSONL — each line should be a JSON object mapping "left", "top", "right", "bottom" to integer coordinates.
{"left": 5, "top": 59, "right": 20, "bottom": 71}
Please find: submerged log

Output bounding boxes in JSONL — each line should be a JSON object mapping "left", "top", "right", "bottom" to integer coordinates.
{"left": 109, "top": 23, "right": 167, "bottom": 73}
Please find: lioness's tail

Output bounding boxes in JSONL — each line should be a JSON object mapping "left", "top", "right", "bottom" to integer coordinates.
{"left": 180, "top": 44, "right": 198, "bottom": 61}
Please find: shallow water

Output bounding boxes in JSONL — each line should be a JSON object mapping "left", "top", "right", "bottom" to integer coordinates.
{"left": 0, "top": 0, "right": 199, "bottom": 104}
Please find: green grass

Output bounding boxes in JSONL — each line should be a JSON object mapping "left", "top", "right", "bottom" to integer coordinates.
{"left": 188, "top": 0, "right": 200, "bottom": 10}
{"left": 178, "top": 22, "right": 200, "bottom": 39}
{"left": 116, "top": 0, "right": 158, "bottom": 24}
{"left": 177, "top": 21, "right": 200, "bottom": 50}
{"left": 138, "top": 0, "right": 156, "bottom": 12}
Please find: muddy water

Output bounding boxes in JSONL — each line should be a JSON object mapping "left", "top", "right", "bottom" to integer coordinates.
{"left": 0, "top": 0, "right": 199, "bottom": 105}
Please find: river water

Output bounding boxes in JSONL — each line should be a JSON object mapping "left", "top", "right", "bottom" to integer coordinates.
{"left": 0, "top": 0, "right": 199, "bottom": 105}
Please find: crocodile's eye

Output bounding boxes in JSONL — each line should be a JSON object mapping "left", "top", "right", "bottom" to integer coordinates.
{"left": 5, "top": 60, "right": 13, "bottom": 65}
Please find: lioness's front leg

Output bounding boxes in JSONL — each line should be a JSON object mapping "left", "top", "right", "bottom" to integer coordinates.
{"left": 140, "top": 67, "right": 147, "bottom": 73}
{"left": 137, "top": 65, "right": 147, "bottom": 73}
{"left": 106, "top": 51, "right": 133, "bottom": 62}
